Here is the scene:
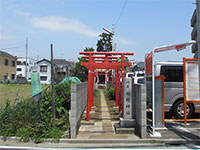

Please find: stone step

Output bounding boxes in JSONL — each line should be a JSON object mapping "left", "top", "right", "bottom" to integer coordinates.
{"left": 79, "top": 130, "right": 114, "bottom": 133}
{"left": 120, "top": 118, "right": 136, "bottom": 128}
{"left": 114, "top": 123, "right": 135, "bottom": 134}
{"left": 89, "top": 118, "right": 119, "bottom": 121}
{"left": 81, "top": 120, "right": 95, "bottom": 125}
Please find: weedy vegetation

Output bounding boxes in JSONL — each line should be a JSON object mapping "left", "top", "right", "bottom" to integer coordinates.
{"left": 0, "top": 82, "right": 71, "bottom": 143}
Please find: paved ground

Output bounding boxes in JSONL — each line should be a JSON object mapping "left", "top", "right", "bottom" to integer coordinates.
{"left": 150, "top": 120, "right": 200, "bottom": 141}
{"left": 76, "top": 89, "right": 200, "bottom": 146}
{"left": 76, "top": 90, "right": 138, "bottom": 139}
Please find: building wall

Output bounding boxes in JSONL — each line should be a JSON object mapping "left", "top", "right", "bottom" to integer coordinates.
{"left": 0, "top": 54, "right": 17, "bottom": 82}
{"left": 37, "top": 61, "right": 51, "bottom": 84}
{"left": 16, "top": 57, "right": 37, "bottom": 81}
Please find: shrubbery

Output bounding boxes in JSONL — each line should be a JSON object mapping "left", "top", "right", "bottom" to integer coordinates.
{"left": 0, "top": 82, "right": 71, "bottom": 143}
{"left": 107, "top": 88, "right": 115, "bottom": 100}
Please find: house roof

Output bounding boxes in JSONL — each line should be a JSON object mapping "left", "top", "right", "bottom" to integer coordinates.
{"left": 69, "top": 61, "right": 75, "bottom": 67}
{"left": 0, "top": 50, "right": 16, "bottom": 58}
{"left": 131, "top": 61, "right": 145, "bottom": 71}
{"left": 53, "top": 59, "right": 68, "bottom": 65}
{"left": 17, "top": 57, "right": 37, "bottom": 61}
{"left": 137, "top": 62, "right": 144, "bottom": 69}
{"left": 53, "top": 59, "right": 72, "bottom": 67}
{"left": 37, "top": 58, "right": 51, "bottom": 64}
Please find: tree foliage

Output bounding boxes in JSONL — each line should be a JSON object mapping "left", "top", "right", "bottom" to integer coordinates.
{"left": 84, "top": 47, "right": 95, "bottom": 52}
{"left": 96, "top": 33, "right": 112, "bottom": 52}
{"left": 71, "top": 47, "right": 94, "bottom": 82}
{"left": 71, "top": 58, "right": 88, "bottom": 82}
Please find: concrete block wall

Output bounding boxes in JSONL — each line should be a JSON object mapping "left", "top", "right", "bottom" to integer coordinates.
{"left": 69, "top": 82, "right": 88, "bottom": 138}
{"left": 132, "top": 84, "right": 147, "bottom": 138}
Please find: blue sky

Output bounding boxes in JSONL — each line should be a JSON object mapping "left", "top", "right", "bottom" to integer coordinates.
{"left": 0, "top": 0, "right": 196, "bottom": 62}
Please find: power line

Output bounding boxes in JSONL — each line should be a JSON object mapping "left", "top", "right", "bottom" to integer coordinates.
{"left": 0, "top": 45, "right": 25, "bottom": 51}
{"left": 115, "top": 0, "right": 128, "bottom": 28}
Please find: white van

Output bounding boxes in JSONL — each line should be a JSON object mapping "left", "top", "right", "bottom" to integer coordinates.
{"left": 155, "top": 62, "right": 200, "bottom": 118}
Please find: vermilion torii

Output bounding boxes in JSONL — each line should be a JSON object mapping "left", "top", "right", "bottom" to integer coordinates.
{"left": 79, "top": 51, "right": 134, "bottom": 121}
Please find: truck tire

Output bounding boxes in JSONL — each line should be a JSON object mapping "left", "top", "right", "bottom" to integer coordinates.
{"left": 173, "top": 100, "right": 194, "bottom": 119}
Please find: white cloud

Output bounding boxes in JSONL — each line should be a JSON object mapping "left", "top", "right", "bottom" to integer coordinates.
{"left": 14, "top": 9, "right": 31, "bottom": 18}
{"left": 4, "top": 0, "right": 31, "bottom": 18}
{"left": 116, "top": 37, "right": 136, "bottom": 46}
{"left": 30, "top": 16, "right": 100, "bottom": 38}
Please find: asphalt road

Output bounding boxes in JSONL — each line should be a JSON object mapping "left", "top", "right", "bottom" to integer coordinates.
{"left": 1, "top": 145, "right": 200, "bottom": 150}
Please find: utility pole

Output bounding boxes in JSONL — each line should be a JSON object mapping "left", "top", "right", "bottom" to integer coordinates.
{"left": 51, "top": 44, "right": 55, "bottom": 128}
{"left": 103, "top": 24, "right": 115, "bottom": 88}
{"left": 103, "top": 25, "right": 115, "bottom": 51}
{"left": 25, "top": 37, "right": 28, "bottom": 79}
{"left": 197, "top": 0, "right": 200, "bottom": 88}
{"left": 112, "top": 24, "right": 115, "bottom": 51}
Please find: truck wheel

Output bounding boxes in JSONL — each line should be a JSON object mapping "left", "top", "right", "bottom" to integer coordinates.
{"left": 173, "top": 100, "right": 194, "bottom": 119}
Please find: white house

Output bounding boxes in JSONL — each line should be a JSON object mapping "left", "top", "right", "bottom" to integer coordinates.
{"left": 16, "top": 57, "right": 37, "bottom": 81}
{"left": 37, "top": 59, "right": 51, "bottom": 84}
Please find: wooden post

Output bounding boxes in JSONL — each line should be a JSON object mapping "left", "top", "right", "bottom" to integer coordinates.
{"left": 15, "top": 84, "right": 20, "bottom": 106}
{"left": 51, "top": 44, "right": 55, "bottom": 128}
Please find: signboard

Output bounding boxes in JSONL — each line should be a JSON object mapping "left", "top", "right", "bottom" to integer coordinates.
{"left": 124, "top": 78, "right": 132, "bottom": 119}
{"left": 185, "top": 60, "right": 200, "bottom": 101}
{"left": 31, "top": 73, "right": 42, "bottom": 97}
{"left": 183, "top": 58, "right": 200, "bottom": 124}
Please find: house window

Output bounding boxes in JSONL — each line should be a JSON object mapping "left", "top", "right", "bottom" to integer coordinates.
{"left": 5, "top": 59, "right": 8, "bottom": 66}
{"left": 23, "top": 61, "right": 29, "bottom": 66}
{"left": 40, "top": 76, "right": 47, "bottom": 81}
{"left": 17, "top": 68, "right": 22, "bottom": 71}
{"left": 11, "top": 74, "right": 15, "bottom": 80}
{"left": 40, "top": 65, "right": 47, "bottom": 72}
{"left": 12, "top": 61, "right": 15, "bottom": 67}
{"left": 17, "top": 61, "right": 21, "bottom": 65}
{"left": 3, "top": 75, "right": 7, "bottom": 81}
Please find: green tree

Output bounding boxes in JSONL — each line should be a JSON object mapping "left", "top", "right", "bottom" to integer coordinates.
{"left": 71, "top": 47, "right": 94, "bottom": 82}
{"left": 84, "top": 47, "right": 95, "bottom": 52}
{"left": 71, "top": 58, "right": 88, "bottom": 82}
{"left": 96, "top": 33, "right": 112, "bottom": 52}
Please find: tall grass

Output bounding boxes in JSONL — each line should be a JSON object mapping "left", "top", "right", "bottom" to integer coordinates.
{"left": 0, "top": 82, "right": 71, "bottom": 143}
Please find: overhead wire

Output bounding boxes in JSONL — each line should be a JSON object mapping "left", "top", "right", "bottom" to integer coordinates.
{"left": 115, "top": 0, "right": 128, "bottom": 30}
{"left": 0, "top": 45, "right": 25, "bottom": 51}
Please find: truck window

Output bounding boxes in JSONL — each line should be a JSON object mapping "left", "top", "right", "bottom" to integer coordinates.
{"left": 137, "top": 73, "right": 144, "bottom": 77}
{"left": 160, "top": 66, "right": 183, "bottom": 82}
{"left": 128, "top": 74, "right": 133, "bottom": 78}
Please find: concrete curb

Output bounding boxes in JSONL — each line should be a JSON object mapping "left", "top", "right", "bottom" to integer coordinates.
{"left": 1, "top": 136, "right": 200, "bottom": 146}
{"left": 57, "top": 139, "right": 200, "bottom": 145}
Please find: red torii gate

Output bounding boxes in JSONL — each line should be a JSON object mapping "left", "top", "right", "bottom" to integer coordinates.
{"left": 95, "top": 70, "right": 109, "bottom": 85}
{"left": 80, "top": 52, "right": 133, "bottom": 121}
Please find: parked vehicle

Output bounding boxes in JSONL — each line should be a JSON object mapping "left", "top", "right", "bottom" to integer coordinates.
{"left": 155, "top": 62, "right": 200, "bottom": 118}
{"left": 126, "top": 71, "right": 144, "bottom": 84}
{"left": 126, "top": 72, "right": 134, "bottom": 78}
{"left": 134, "top": 77, "right": 144, "bottom": 85}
